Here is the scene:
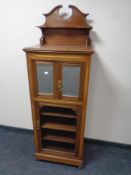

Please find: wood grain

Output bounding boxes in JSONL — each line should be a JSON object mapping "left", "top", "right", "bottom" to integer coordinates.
{"left": 24, "top": 5, "right": 93, "bottom": 167}
{"left": 41, "top": 123, "right": 76, "bottom": 132}
{"left": 43, "top": 134, "right": 76, "bottom": 144}
{"left": 40, "top": 112, "right": 76, "bottom": 118}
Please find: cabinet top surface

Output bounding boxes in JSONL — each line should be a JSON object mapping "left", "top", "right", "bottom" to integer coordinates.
{"left": 23, "top": 44, "right": 93, "bottom": 54}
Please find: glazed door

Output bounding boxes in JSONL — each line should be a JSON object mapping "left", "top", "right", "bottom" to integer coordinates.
{"left": 34, "top": 60, "right": 83, "bottom": 100}
{"left": 35, "top": 61, "right": 57, "bottom": 97}
{"left": 59, "top": 62, "right": 83, "bottom": 100}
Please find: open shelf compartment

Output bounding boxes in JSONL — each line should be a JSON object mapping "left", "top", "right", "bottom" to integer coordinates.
{"left": 40, "top": 106, "right": 77, "bottom": 119}
{"left": 42, "top": 140, "right": 75, "bottom": 154}
{"left": 42, "top": 129, "right": 76, "bottom": 144}
{"left": 39, "top": 105, "right": 78, "bottom": 154}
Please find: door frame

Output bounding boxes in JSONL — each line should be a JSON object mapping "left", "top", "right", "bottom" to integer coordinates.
{"left": 32, "top": 60, "right": 59, "bottom": 99}
{"left": 59, "top": 61, "right": 85, "bottom": 101}
{"left": 27, "top": 53, "right": 86, "bottom": 102}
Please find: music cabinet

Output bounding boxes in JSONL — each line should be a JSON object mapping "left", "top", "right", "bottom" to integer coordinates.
{"left": 23, "top": 5, "right": 93, "bottom": 167}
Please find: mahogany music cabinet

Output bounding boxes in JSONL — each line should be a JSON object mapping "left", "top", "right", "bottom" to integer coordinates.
{"left": 23, "top": 5, "right": 93, "bottom": 167}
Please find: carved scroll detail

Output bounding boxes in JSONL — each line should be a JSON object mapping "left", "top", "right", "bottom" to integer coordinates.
{"left": 38, "top": 5, "right": 92, "bottom": 28}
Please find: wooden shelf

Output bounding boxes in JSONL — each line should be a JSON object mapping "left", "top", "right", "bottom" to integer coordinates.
{"left": 43, "top": 147, "right": 75, "bottom": 154}
{"left": 38, "top": 26, "right": 92, "bottom": 29}
{"left": 41, "top": 123, "right": 76, "bottom": 132}
{"left": 40, "top": 112, "right": 76, "bottom": 119}
{"left": 42, "top": 142, "right": 75, "bottom": 154}
{"left": 43, "top": 134, "right": 76, "bottom": 144}
{"left": 40, "top": 106, "right": 77, "bottom": 118}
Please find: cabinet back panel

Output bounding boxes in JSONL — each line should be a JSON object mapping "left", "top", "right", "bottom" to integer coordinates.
{"left": 45, "top": 29, "right": 86, "bottom": 45}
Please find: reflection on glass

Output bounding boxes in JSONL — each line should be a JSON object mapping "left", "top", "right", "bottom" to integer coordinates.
{"left": 62, "top": 65, "right": 80, "bottom": 97}
{"left": 36, "top": 63, "right": 53, "bottom": 95}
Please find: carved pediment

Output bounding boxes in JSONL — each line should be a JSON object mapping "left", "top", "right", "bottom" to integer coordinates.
{"left": 38, "top": 5, "right": 92, "bottom": 29}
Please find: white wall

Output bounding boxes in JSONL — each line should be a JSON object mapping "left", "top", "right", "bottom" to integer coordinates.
{"left": 0, "top": 0, "right": 131, "bottom": 144}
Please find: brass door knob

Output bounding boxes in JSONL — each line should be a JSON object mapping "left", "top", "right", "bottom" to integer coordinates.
{"left": 58, "top": 80, "right": 63, "bottom": 91}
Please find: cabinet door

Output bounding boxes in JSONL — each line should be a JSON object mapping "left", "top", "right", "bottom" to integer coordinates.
{"left": 35, "top": 62, "right": 56, "bottom": 97}
{"left": 60, "top": 63, "right": 83, "bottom": 100}
{"left": 33, "top": 60, "right": 83, "bottom": 100}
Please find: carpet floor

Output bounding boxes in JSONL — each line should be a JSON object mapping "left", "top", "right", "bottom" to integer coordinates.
{"left": 0, "top": 127, "right": 131, "bottom": 175}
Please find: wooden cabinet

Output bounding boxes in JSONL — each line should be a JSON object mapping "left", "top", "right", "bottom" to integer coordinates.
{"left": 23, "top": 5, "right": 93, "bottom": 167}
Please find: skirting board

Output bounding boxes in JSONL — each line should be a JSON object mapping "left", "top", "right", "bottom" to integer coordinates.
{"left": 0, "top": 124, "right": 131, "bottom": 150}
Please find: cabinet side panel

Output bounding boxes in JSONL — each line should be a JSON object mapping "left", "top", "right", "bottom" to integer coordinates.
{"left": 26, "top": 53, "right": 42, "bottom": 152}
{"left": 78, "top": 55, "right": 91, "bottom": 159}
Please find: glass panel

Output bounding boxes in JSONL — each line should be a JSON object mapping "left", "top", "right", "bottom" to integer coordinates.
{"left": 36, "top": 63, "right": 53, "bottom": 95}
{"left": 62, "top": 65, "right": 80, "bottom": 97}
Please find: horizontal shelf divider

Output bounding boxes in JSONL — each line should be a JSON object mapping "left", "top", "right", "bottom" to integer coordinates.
{"left": 43, "top": 134, "right": 76, "bottom": 144}
{"left": 34, "top": 97, "right": 82, "bottom": 106}
{"left": 42, "top": 147, "right": 75, "bottom": 155}
{"left": 40, "top": 112, "right": 76, "bottom": 119}
{"left": 41, "top": 123, "right": 76, "bottom": 132}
